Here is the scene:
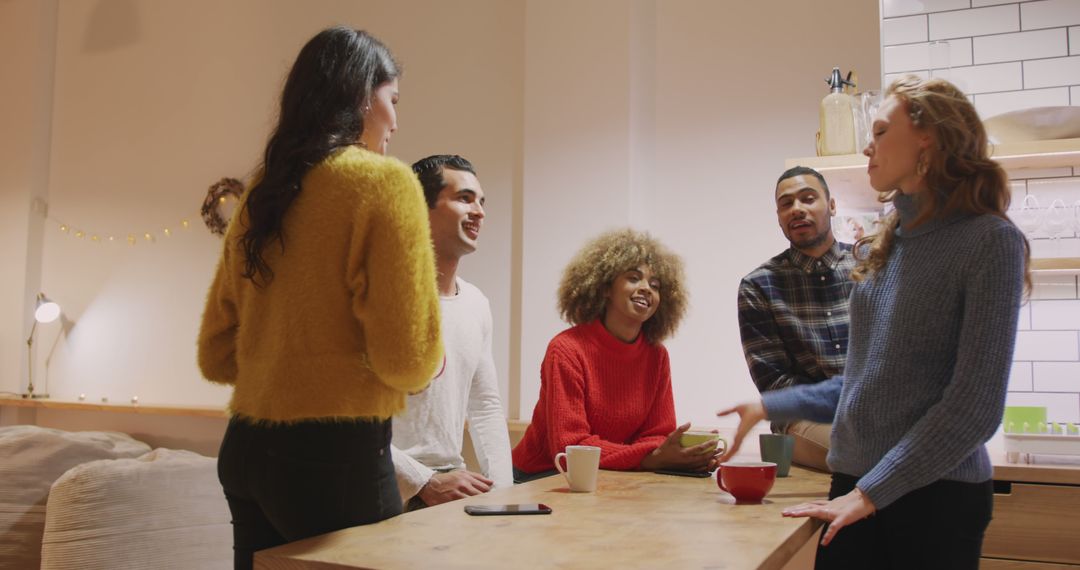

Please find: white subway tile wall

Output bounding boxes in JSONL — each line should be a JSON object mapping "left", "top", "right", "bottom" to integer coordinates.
{"left": 1014, "top": 330, "right": 1079, "bottom": 361}
{"left": 1008, "top": 177, "right": 1080, "bottom": 422}
{"left": 930, "top": 4, "right": 1018, "bottom": 40}
{"left": 1010, "top": 362, "right": 1034, "bottom": 391}
{"left": 974, "top": 28, "right": 1067, "bottom": 64}
{"left": 1022, "top": 0, "right": 1080, "bottom": 31}
{"left": 1015, "top": 270, "right": 1080, "bottom": 422}
{"left": 880, "top": 1, "right": 1080, "bottom": 424}
{"left": 948, "top": 61, "right": 1023, "bottom": 94}
{"left": 1019, "top": 303, "right": 1032, "bottom": 330}
{"left": 884, "top": 14, "right": 929, "bottom": 44}
{"left": 884, "top": 70, "right": 930, "bottom": 87}
{"left": 1032, "top": 299, "right": 1080, "bottom": 329}
{"left": 883, "top": 38, "right": 974, "bottom": 73}
{"left": 884, "top": 0, "right": 971, "bottom": 19}
{"left": 1024, "top": 55, "right": 1080, "bottom": 89}
{"left": 1033, "top": 362, "right": 1080, "bottom": 391}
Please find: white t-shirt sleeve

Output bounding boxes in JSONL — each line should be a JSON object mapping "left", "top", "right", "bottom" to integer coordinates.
{"left": 390, "top": 443, "right": 436, "bottom": 502}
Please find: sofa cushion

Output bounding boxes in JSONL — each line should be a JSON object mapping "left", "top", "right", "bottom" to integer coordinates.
{"left": 40, "top": 448, "right": 231, "bottom": 570}
{"left": 0, "top": 426, "right": 151, "bottom": 570}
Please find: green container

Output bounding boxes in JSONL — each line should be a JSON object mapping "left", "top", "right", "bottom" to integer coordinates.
{"left": 1002, "top": 406, "right": 1047, "bottom": 434}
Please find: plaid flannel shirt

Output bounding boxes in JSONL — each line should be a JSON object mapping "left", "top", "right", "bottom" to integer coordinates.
{"left": 738, "top": 241, "right": 855, "bottom": 397}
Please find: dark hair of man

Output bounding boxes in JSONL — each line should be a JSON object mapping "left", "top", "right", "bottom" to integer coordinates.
{"left": 239, "top": 27, "right": 399, "bottom": 286}
{"left": 776, "top": 166, "right": 830, "bottom": 199}
{"left": 411, "top": 155, "right": 477, "bottom": 209}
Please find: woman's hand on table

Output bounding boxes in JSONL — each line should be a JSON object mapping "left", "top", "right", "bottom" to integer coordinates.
{"left": 639, "top": 422, "right": 719, "bottom": 472}
{"left": 715, "top": 399, "right": 766, "bottom": 463}
{"left": 781, "top": 488, "right": 877, "bottom": 546}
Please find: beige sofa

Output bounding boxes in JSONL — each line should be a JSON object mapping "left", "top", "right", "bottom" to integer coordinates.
{"left": 0, "top": 426, "right": 231, "bottom": 570}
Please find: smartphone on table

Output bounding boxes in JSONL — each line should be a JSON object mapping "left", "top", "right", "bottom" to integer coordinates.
{"left": 654, "top": 469, "right": 713, "bottom": 478}
{"left": 464, "top": 503, "right": 552, "bottom": 516}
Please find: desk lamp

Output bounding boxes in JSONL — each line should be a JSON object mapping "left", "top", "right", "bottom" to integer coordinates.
{"left": 25, "top": 293, "right": 60, "bottom": 399}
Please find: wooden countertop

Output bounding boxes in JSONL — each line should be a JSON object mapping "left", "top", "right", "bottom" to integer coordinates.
{"left": 254, "top": 467, "right": 831, "bottom": 570}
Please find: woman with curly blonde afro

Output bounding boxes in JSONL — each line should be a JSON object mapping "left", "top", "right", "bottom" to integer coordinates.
{"left": 512, "top": 228, "right": 719, "bottom": 482}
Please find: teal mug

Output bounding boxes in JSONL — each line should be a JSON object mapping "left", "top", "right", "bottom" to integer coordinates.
{"left": 759, "top": 434, "right": 795, "bottom": 477}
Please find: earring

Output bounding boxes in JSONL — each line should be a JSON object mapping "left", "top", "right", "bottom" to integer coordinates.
{"left": 916, "top": 152, "right": 929, "bottom": 177}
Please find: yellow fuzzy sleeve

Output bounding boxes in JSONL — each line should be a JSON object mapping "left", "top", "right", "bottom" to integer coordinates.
{"left": 197, "top": 240, "right": 239, "bottom": 385}
{"left": 348, "top": 160, "right": 442, "bottom": 394}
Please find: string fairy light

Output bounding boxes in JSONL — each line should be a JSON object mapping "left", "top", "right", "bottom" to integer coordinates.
{"left": 46, "top": 214, "right": 197, "bottom": 246}
{"left": 40, "top": 176, "right": 243, "bottom": 247}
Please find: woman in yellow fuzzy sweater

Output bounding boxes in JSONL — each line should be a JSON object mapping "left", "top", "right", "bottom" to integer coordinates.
{"left": 197, "top": 28, "right": 441, "bottom": 569}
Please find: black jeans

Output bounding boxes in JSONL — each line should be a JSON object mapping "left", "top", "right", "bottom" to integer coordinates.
{"left": 217, "top": 417, "right": 402, "bottom": 570}
{"left": 816, "top": 472, "right": 993, "bottom": 570}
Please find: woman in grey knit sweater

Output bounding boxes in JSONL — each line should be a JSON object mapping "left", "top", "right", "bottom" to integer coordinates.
{"left": 719, "top": 76, "right": 1030, "bottom": 569}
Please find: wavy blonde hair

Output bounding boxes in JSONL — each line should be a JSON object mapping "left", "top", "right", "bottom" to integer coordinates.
{"left": 852, "top": 75, "right": 1031, "bottom": 292}
{"left": 557, "top": 228, "right": 687, "bottom": 344}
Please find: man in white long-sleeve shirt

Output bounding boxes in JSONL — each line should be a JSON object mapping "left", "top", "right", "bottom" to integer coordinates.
{"left": 392, "top": 155, "right": 513, "bottom": 510}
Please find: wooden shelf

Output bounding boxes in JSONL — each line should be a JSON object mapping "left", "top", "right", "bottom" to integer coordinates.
{"left": 1032, "top": 258, "right": 1080, "bottom": 273}
{"left": 786, "top": 138, "right": 1080, "bottom": 212}
{"left": 0, "top": 396, "right": 226, "bottom": 418}
{"left": 784, "top": 153, "right": 876, "bottom": 211}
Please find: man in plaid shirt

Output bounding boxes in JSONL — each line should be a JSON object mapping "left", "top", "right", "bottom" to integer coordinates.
{"left": 737, "top": 166, "right": 855, "bottom": 471}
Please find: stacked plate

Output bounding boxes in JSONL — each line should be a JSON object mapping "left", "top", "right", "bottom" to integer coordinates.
{"left": 983, "top": 106, "right": 1080, "bottom": 144}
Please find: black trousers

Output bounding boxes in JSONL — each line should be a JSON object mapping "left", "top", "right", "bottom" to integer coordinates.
{"left": 217, "top": 417, "right": 403, "bottom": 570}
{"left": 816, "top": 472, "right": 993, "bottom": 570}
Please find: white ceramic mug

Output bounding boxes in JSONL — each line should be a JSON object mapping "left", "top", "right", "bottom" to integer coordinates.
{"left": 554, "top": 445, "right": 601, "bottom": 492}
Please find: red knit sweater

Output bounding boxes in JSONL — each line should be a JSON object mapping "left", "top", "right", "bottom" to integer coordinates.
{"left": 512, "top": 319, "right": 676, "bottom": 473}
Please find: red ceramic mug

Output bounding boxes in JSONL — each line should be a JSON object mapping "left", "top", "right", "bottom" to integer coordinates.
{"left": 716, "top": 461, "right": 777, "bottom": 504}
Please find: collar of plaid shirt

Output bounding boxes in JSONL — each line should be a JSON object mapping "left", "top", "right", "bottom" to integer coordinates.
{"left": 785, "top": 240, "right": 847, "bottom": 273}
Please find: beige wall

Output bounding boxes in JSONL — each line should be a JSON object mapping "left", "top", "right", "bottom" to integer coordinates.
{"left": 1, "top": 0, "right": 879, "bottom": 436}
{"left": 519, "top": 0, "right": 637, "bottom": 419}
{"left": 517, "top": 1, "right": 881, "bottom": 424}
{"left": 0, "top": 0, "right": 58, "bottom": 397}
{"left": 652, "top": 2, "right": 881, "bottom": 423}
{"left": 11, "top": 0, "right": 523, "bottom": 408}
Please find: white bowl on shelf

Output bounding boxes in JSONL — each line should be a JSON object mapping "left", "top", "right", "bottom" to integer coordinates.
{"left": 983, "top": 106, "right": 1080, "bottom": 144}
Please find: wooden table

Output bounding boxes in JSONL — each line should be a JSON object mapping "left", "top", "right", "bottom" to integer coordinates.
{"left": 255, "top": 467, "right": 831, "bottom": 570}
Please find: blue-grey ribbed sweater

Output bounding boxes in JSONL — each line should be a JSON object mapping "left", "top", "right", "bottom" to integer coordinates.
{"left": 762, "top": 193, "right": 1026, "bottom": 509}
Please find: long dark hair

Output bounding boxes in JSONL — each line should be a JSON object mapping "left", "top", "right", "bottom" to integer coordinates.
{"left": 240, "top": 27, "right": 399, "bottom": 286}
